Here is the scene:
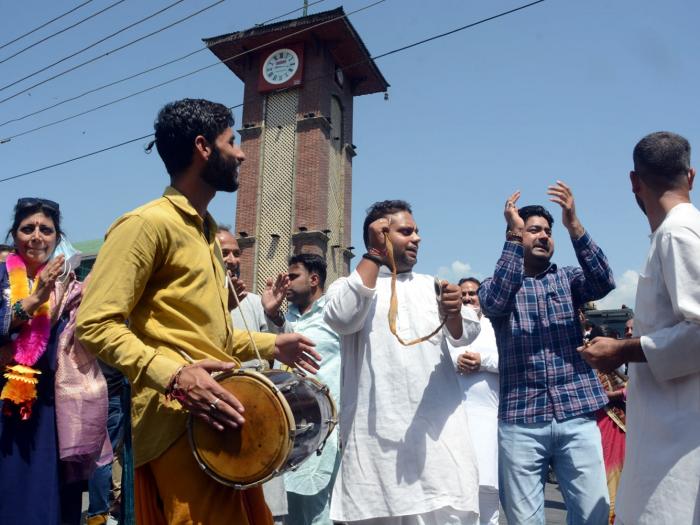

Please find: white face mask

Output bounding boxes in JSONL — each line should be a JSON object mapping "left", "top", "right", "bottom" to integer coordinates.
{"left": 51, "top": 235, "right": 82, "bottom": 281}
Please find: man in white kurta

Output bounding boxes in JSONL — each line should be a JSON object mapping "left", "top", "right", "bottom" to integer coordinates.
{"left": 581, "top": 131, "right": 700, "bottom": 524}
{"left": 324, "top": 200, "right": 481, "bottom": 524}
{"left": 451, "top": 278, "right": 499, "bottom": 525}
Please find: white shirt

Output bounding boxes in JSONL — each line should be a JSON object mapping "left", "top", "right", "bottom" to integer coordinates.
{"left": 449, "top": 315, "right": 499, "bottom": 489}
{"left": 616, "top": 203, "right": 700, "bottom": 525}
{"left": 324, "top": 268, "right": 481, "bottom": 522}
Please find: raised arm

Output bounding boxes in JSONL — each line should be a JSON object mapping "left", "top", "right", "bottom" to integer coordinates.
{"left": 479, "top": 191, "right": 526, "bottom": 317}
{"left": 548, "top": 180, "right": 615, "bottom": 302}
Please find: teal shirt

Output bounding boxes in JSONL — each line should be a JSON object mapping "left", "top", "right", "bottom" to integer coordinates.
{"left": 271, "top": 295, "right": 341, "bottom": 496}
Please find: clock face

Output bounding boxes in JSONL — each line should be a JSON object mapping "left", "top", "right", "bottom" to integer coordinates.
{"left": 262, "top": 48, "right": 299, "bottom": 85}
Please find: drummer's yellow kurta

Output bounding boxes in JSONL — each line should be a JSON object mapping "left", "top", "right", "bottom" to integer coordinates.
{"left": 77, "top": 186, "right": 276, "bottom": 467}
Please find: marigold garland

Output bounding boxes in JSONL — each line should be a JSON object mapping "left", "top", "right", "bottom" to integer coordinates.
{"left": 1, "top": 253, "right": 51, "bottom": 420}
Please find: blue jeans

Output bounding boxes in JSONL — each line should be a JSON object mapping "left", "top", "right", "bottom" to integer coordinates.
{"left": 498, "top": 415, "right": 609, "bottom": 525}
{"left": 87, "top": 392, "right": 126, "bottom": 516}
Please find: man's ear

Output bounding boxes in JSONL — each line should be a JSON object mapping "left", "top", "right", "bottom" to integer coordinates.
{"left": 310, "top": 272, "right": 320, "bottom": 287}
{"left": 687, "top": 168, "right": 696, "bottom": 191}
{"left": 630, "top": 170, "right": 642, "bottom": 194}
{"left": 193, "top": 135, "right": 212, "bottom": 162}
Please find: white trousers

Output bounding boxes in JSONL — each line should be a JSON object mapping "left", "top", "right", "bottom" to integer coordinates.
{"left": 339, "top": 506, "right": 479, "bottom": 525}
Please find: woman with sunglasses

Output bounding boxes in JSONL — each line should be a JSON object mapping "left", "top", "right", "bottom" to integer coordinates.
{"left": 0, "top": 198, "right": 109, "bottom": 525}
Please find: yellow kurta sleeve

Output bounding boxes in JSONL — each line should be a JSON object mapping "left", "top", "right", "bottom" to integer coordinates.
{"left": 77, "top": 215, "right": 181, "bottom": 393}
{"left": 231, "top": 329, "right": 276, "bottom": 361}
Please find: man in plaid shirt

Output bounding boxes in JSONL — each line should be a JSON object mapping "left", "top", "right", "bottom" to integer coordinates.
{"left": 478, "top": 181, "right": 614, "bottom": 524}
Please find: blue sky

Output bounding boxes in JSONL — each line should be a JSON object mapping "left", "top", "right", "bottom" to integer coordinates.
{"left": 2, "top": 0, "right": 698, "bottom": 308}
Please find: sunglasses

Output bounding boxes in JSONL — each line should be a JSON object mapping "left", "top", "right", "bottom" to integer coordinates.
{"left": 16, "top": 197, "right": 60, "bottom": 212}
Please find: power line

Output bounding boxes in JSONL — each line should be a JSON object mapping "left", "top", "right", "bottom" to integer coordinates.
{"left": 0, "top": 0, "right": 223, "bottom": 99}
{"left": 0, "top": 0, "right": 328, "bottom": 129}
{"left": 0, "top": 0, "right": 94, "bottom": 52}
{"left": 1, "top": 0, "right": 185, "bottom": 75}
{"left": 0, "top": 0, "right": 548, "bottom": 183}
{"left": 0, "top": 0, "right": 379, "bottom": 139}
{"left": 0, "top": 0, "right": 126, "bottom": 64}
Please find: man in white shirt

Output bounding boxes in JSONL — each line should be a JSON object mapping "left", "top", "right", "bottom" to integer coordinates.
{"left": 216, "top": 226, "right": 287, "bottom": 523}
{"left": 453, "top": 277, "right": 499, "bottom": 525}
{"left": 324, "top": 200, "right": 481, "bottom": 525}
{"left": 581, "top": 131, "right": 700, "bottom": 524}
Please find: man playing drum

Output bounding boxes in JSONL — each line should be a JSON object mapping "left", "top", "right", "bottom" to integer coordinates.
{"left": 324, "top": 200, "right": 482, "bottom": 524}
{"left": 77, "top": 99, "right": 321, "bottom": 525}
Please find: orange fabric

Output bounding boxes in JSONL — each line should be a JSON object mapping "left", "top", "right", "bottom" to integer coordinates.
{"left": 135, "top": 433, "right": 272, "bottom": 525}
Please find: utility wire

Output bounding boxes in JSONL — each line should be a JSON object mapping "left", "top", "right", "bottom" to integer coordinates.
{"left": 1, "top": 0, "right": 184, "bottom": 73}
{"left": 0, "top": 0, "right": 94, "bottom": 52}
{"left": 0, "top": 0, "right": 221, "bottom": 99}
{"left": 0, "top": 0, "right": 125, "bottom": 63}
{"left": 0, "top": 0, "right": 327, "bottom": 128}
{"left": 0, "top": 0, "right": 379, "bottom": 139}
{"left": 0, "top": 0, "right": 547, "bottom": 182}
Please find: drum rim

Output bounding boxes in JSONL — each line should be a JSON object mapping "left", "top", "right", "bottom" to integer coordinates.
{"left": 188, "top": 368, "right": 296, "bottom": 489}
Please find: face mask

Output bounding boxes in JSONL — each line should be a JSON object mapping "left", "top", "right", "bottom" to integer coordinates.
{"left": 51, "top": 235, "right": 82, "bottom": 281}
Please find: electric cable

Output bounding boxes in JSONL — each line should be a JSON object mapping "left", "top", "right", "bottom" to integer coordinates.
{"left": 0, "top": 0, "right": 381, "bottom": 138}
{"left": 0, "top": 0, "right": 224, "bottom": 100}
{"left": 0, "top": 0, "right": 547, "bottom": 182}
{"left": 0, "top": 0, "right": 125, "bottom": 64}
{"left": 0, "top": 0, "right": 94, "bottom": 52}
{"left": 0, "top": 0, "right": 327, "bottom": 128}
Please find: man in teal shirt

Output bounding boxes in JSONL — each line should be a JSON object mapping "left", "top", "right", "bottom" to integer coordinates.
{"left": 263, "top": 254, "right": 341, "bottom": 525}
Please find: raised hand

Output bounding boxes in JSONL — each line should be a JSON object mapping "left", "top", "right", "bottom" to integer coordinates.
{"left": 504, "top": 191, "right": 524, "bottom": 233}
{"left": 173, "top": 359, "right": 244, "bottom": 431}
{"left": 273, "top": 333, "right": 321, "bottom": 375}
{"left": 547, "top": 180, "right": 584, "bottom": 238}
{"left": 261, "top": 273, "right": 289, "bottom": 319}
{"left": 367, "top": 217, "right": 391, "bottom": 261}
{"left": 27, "top": 255, "right": 65, "bottom": 311}
{"left": 438, "top": 280, "right": 463, "bottom": 320}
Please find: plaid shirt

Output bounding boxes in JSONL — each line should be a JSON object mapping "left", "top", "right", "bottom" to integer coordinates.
{"left": 479, "top": 232, "right": 614, "bottom": 424}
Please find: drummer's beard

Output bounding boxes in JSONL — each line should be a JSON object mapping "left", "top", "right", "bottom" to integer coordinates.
{"left": 201, "top": 144, "right": 240, "bottom": 192}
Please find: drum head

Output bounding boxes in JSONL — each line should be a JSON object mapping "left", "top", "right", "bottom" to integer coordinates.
{"left": 189, "top": 370, "right": 295, "bottom": 487}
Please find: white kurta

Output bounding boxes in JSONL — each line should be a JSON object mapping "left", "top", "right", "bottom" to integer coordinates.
{"left": 616, "top": 203, "right": 700, "bottom": 525}
{"left": 449, "top": 316, "right": 499, "bottom": 490}
{"left": 324, "top": 268, "right": 481, "bottom": 523}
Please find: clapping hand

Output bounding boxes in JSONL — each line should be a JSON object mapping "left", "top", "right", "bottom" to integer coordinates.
{"left": 227, "top": 273, "right": 248, "bottom": 310}
{"left": 262, "top": 273, "right": 289, "bottom": 321}
{"left": 547, "top": 181, "right": 584, "bottom": 238}
{"left": 504, "top": 191, "right": 524, "bottom": 233}
{"left": 457, "top": 351, "right": 482, "bottom": 374}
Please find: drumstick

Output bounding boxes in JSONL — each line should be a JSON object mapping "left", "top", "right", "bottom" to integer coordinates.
{"left": 226, "top": 273, "right": 264, "bottom": 368}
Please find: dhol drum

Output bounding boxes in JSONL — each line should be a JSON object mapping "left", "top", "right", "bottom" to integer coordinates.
{"left": 188, "top": 368, "right": 337, "bottom": 489}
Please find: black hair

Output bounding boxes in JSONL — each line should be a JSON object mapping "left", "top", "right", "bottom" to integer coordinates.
{"left": 288, "top": 253, "right": 327, "bottom": 289}
{"left": 152, "top": 98, "right": 234, "bottom": 177}
{"left": 362, "top": 200, "right": 412, "bottom": 248}
{"left": 217, "top": 224, "right": 232, "bottom": 233}
{"left": 633, "top": 131, "right": 691, "bottom": 189}
{"left": 589, "top": 324, "right": 621, "bottom": 340}
{"left": 458, "top": 277, "right": 481, "bottom": 287}
{"left": 6, "top": 199, "right": 63, "bottom": 243}
{"left": 518, "top": 205, "right": 555, "bottom": 228}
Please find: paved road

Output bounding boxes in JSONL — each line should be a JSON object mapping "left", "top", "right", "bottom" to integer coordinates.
{"left": 499, "top": 481, "right": 568, "bottom": 524}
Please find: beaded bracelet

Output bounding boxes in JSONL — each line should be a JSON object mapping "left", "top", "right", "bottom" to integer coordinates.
{"left": 165, "top": 365, "right": 190, "bottom": 402}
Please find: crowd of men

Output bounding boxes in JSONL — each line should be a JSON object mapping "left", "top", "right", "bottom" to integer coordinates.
{"left": 2, "top": 97, "right": 697, "bottom": 525}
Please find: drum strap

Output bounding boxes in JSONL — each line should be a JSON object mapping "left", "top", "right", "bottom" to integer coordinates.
{"left": 226, "top": 274, "right": 264, "bottom": 365}
{"left": 384, "top": 234, "right": 446, "bottom": 346}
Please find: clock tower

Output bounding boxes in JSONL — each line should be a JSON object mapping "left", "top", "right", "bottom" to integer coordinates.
{"left": 203, "top": 8, "right": 388, "bottom": 293}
